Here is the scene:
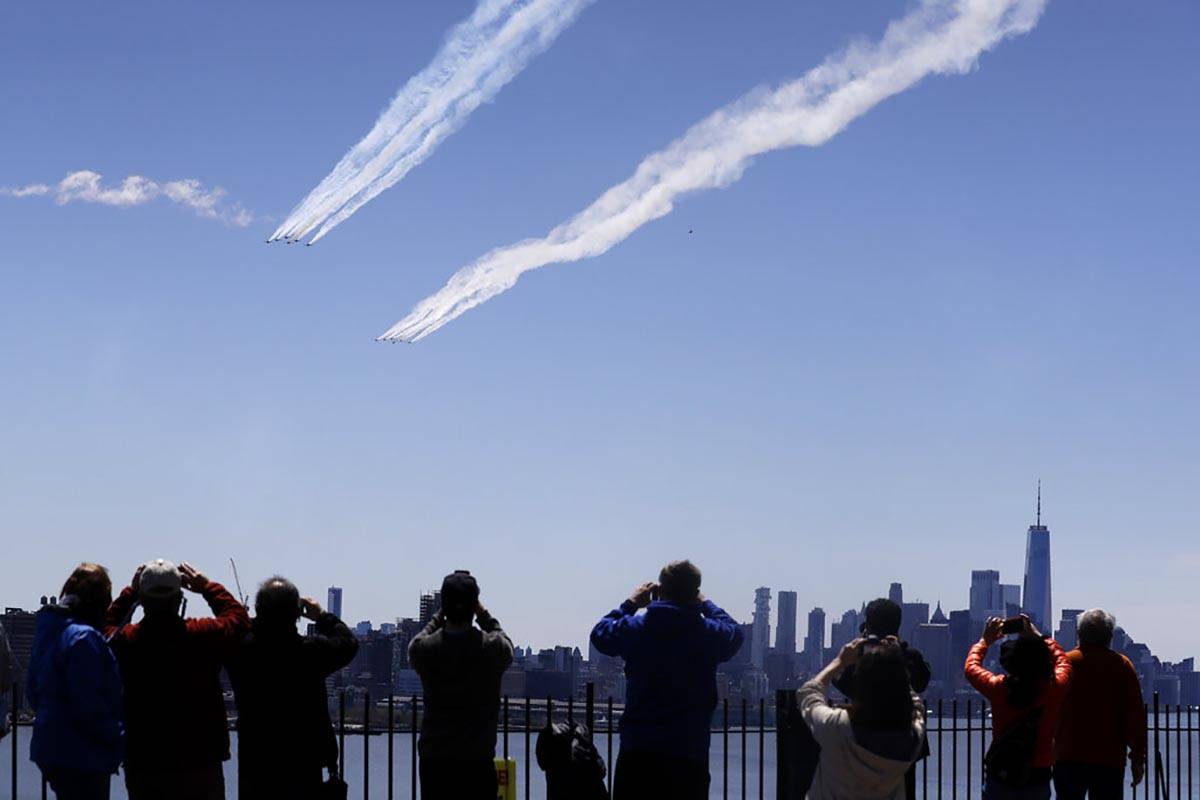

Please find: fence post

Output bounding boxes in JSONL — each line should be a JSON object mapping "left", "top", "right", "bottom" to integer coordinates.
{"left": 607, "top": 695, "right": 614, "bottom": 800}
{"left": 11, "top": 682, "right": 17, "bottom": 800}
{"left": 524, "top": 695, "right": 531, "bottom": 800}
{"left": 965, "top": 699, "right": 972, "bottom": 799}
{"left": 411, "top": 695, "right": 418, "bottom": 800}
{"left": 586, "top": 682, "right": 595, "bottom": 741}
{"left": 774, "top": 691, "right": 787, "bottom": 800}
{"left": 363, "top": 690, "right": 370, "bottom": 800}
{"left": 387, "top": 694, "right": 394, "bottom": 800}
{"left": 1153, "top": 692, "right": 1160, "bottom": 800}
{"left": 723, "top": 697, "right": 729, "bottom": 800}
{"left": 339, "top": 691, "right": 347, "bottom": 781}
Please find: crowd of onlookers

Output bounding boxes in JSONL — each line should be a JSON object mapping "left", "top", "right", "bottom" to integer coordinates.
{"left": 0, "top": 559, "right": 1148, "bottom": 800}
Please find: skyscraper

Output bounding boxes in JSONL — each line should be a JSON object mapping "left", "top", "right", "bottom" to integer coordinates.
{"left": 889, "top": 582, "right": 904, "bottom": 604}
{"left": 775, "top": 591, "right": 797, "bottom": 655}
{"left": 969, "top": 570, "right": 1003, "bottom": 621}
{"left": 752, "top": 587, "right": 771, "bottom": 668}
{"left": 419, "top": 590, "right": 442, "bottom": 627}
{"left": 1023, "top": 482, "right": 1053, "bottom": 631}
{"left": 803, "top": 607, "right": 826, "bottom": 670}
{"left": 327, "top": 587, "right": 343, "bottom": 620}
{"left": 1001, "top": 584, "right": 1022, "bottom": 617}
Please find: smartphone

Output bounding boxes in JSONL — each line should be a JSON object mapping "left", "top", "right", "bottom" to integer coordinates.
{"left": 1001, "top": 616, "right": 1025, "bottom": 634}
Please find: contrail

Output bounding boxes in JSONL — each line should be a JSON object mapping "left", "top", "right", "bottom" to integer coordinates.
{"left": 269, "top": 0, "right": 596, "bottom": 245}
{"left": 381, "top": 0, "right": 1047, "bottom": 343}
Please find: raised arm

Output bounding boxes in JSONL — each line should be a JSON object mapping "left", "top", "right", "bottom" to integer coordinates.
{"left": 964, "top": 618, "right": 1005, "bottom": 702}
{"left": 408, "top": 612, "right": 444, "bottom": 676}
{"left": 476, "top": 606, "right": 515, "bottom": 673}
{"left": 1046, "top": 638, "right": 1072, "bottom": 697}
{"left": 699, "top": 599, "right": 745, "bottom": 663}
{"left": 303, "top": 599, "right": 359, "bottom": 677}
{"left": 797, "top": 639, "right": 862, "bottom": 746}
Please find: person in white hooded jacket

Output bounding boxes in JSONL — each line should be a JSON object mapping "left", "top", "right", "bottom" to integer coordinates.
{"left": 798, "top": 637, "right": 926, "bottom": 800}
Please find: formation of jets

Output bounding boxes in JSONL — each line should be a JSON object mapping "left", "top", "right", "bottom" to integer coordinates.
{"left": 265, "top": 235, "right": 310, "bottom": 246}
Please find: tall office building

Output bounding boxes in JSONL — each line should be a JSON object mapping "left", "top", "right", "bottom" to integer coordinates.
{"left": 775, "top": 591, "right": 797, "bottom": 655}
{"left": 419, "top": 590, "right": 442, "bottom": 627}
{"left": 752, "top": 587, "right": 771, "bottom": 668}
{"left": 1055, "top": 608, "right": 1084, "bottom": 652}
{"left": 829, "top": 608, "right": 860, "bottom": 652}
{"left": 889, "top": 583, "right": 904, "bottom": 605}
{"left": 803, "top": 607, "right": 826, "bottom": 666}
{"left": 327, "top": 587, "right": 343, "bottom": 620}
{"left": 900, "top": 602, "right": 930, "bottom": 644}
{"left": 1022, "top": 482, "right": 1053, "bottom": 631}
{"left": 969, "top": 570, "right": 1003, "bottom": 621}
{"left": 1001, "top": 584, "right": 1022, "bottom": 617}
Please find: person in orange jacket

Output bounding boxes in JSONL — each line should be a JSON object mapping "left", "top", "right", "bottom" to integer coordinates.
{"left": 964, "top": 615, "right": 1071, "bottom": 800}
{"left": 1053, "top": 609, "right": 1146, "bottom": 798}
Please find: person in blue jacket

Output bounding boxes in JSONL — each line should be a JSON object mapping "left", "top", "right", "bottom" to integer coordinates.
{"left": 590, "top": 560, "right": 744, "bottom": 800}
{"left": 27, "top": 563, "right": 124, "bottom": 800}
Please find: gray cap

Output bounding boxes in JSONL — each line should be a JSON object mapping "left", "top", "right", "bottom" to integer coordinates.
{"left": 139, "top": 559, "right": 182, "bottom": 599}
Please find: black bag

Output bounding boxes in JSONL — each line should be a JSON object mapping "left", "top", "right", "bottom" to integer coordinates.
{"left": 536, "top": 720, "right": 608, "bottom": 800}
{"left": 984, "top": 707, "right": 1042, "bottom": 787}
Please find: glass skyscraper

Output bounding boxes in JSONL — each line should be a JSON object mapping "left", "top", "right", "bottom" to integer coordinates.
{"left": 1022, "top": 483, "right": 1052, "bottom": 631}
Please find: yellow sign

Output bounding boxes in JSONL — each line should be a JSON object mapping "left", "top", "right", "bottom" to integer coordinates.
{"left": 494, "top": 757, "right": 517, "bottom": 800}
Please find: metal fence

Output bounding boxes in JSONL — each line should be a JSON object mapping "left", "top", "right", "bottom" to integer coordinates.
{"left": 6, "top": 682, "right": 1198, "bottom": 799}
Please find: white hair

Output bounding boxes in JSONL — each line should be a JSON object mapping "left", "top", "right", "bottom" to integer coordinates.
{"left": 1076, "top": 608, "right": 1116, "bottom": 647}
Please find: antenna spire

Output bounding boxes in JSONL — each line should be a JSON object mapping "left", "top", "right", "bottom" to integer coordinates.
{"left": 1036, "top": 479, "right": 1042, "bottom": 527}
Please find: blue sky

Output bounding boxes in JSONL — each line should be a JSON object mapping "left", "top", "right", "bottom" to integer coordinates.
{"left": 1, "top": 1, "right": 1197, "bottom": 659}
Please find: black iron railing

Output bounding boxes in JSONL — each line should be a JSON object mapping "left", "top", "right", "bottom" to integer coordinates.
{"left": 6, "top": 682, "right": 1198, "bottom": 799}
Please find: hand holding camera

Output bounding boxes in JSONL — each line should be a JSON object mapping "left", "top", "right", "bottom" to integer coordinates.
{"left": 179, "top": 563, "right": 210, "bottom": 593}
{"left": 300, "top": 597, "right": 323, "bottom": 621}
{"left": 628, "top": 581, "right": 658, "bottom": 609}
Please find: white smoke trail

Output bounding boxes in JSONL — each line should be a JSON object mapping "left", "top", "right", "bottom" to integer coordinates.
{"left": 381, "top": 0, "right": 1047, "bottom": 343}
{"left": 270, "top": 0, "right": 596, "bottom": 245}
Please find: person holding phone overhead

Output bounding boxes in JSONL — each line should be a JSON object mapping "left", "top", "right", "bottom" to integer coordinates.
{"left": 590, "top": 561, "right": 744, "bottom": 800}
{"left": 228, "top": 577, "right": 359, "bottom": 800}
{"left": 965, "top": 614, "right": 1072, "bottom": 800}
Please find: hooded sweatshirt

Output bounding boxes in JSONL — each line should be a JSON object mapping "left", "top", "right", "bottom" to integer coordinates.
{"left": 26, "top": 606, "right": 124, "bottom": 774}
{"left": 590, "top": 599, "right": 744, "bottom": 764}
{"left": 798, "top": 678, "right": 925, "bottom": 800}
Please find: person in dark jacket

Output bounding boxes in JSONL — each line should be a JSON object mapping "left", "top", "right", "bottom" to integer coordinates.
{"left": 105, "top": 560, "right": 249, "bottom": 800}
{"left": 832, "top": 598, "right": 932, "bottom": 800}
{"left": 228, "top": 576, "right": 358, "bottom": 800}
{"left": 409, "top": 570, "right": 514, "bottom": 800}
{"left": 27, "top": 563, "right": 124, "bottom": 800}
{"left": 590, "top": 560, "right": 744, "bottom": 800}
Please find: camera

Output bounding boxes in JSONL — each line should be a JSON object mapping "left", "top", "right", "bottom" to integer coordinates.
{"left": 1000, "top": 616, "right": 1025, "bottom": 635}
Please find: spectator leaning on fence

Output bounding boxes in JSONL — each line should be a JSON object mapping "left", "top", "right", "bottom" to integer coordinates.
{"left": 965, "top": 614, "right": 1072, "bottom": 800}
{"left": 27, "top": 563, "right": 124, "bottom": 800}
{"left": 1053, "top": 608, "right": 1147, "bottom": 798}
{"left": 409, "top": 570, "right": 515, "bottom": 800}
{"left": 590, "top": 560, "right": 745, "bottom": 800}
{"left": 228, "top": 576, "right": 358, "bottom": 800}
{"left": 105, "top": 560, "right": 250, "bottom": 800}
{"left": 798, "top": 637, "right": 927, "bottom": 800}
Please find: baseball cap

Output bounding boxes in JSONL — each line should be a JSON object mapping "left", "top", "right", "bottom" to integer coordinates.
{"left": 440, "top": 570, "right": 479, "bottom": 618}
{"left": 139, "top": 559, "right": 182, "bottom": 599}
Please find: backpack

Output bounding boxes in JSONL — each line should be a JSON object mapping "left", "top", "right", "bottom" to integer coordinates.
{"left": 536, "top": 720, "right": 608, "bottom": 800}
{"left": 984, "top": 706, "right": 1042, "bottom": 787}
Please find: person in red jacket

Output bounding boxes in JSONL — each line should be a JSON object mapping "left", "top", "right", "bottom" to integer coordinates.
{"left": 1053, "top": 609, "right": 1147, "bottom": 798}
{"left": 964, "top": 615, "right": 1071, "bottom": 800}
{"left": 105, "top": 560, "right": 249, "bottom": 800}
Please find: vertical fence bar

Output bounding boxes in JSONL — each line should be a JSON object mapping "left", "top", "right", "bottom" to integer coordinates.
{"left": 607, "top": 696, "right": 614, "bottom": 799}
{"left": 41, "top": 774, "right": 47, "bottom": 800}
{"left": 951, "top": 699, "right": 958, "bottom": 800}
{"left": 980, "top": 701, "right": 987, "bottom": 786}
{"left": 411, "top": 695, "right": 418, "bottom": 800}
{"left": 741, "top": 697, "right": 747, "bottom": 800}
{"left": 363, "top": 691, "right": 371, "bottom": 800}
{"left": 1187, "top": 705, "right": 1193, "bottom": 800}
{"left": 567, "top": 694, "right": 574, "bottom": 726}
{"left": 921, "top": 702, "right": 928, "bottom": 799}
{"left": 525, "top": 696, "right": 532, "bottom": 800}
{"left": 1143, "top": 702, "right": 1149, "bottom": 800}
{"left": 937, "top": 699, "right": 943, "bottom": 800}
{"left": 11, "top": 682, "right": 18, "bottom": 800}
{"left": 965, "top": 699, "right": 972, "bottom": 800}
{"left": 339, "top": 691, "right": 347, "bottom": 781}
{"left": 758, "top": 697, "right": 765, "bottom": 800}
{"left": 1176, "top": 705, "right": 1182, "bottom": 800}
{"left": 503, "top": 696, "right": 510, "bottom": 760}
{"left": 720, "top": 695, "right": 729, "bottom": 800}
{"left": 388, "top": 694, "right": 395, "bottom": 800}
{"left": 586, "top": 683, "right": 595, "bottom": 741}
{"left": 1154, "top": 693, "right": 1160, "bottom": 800}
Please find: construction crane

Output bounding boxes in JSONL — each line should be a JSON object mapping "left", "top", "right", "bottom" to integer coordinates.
{"left": 230, "top": 558, "right": 250, "bottom": 608}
